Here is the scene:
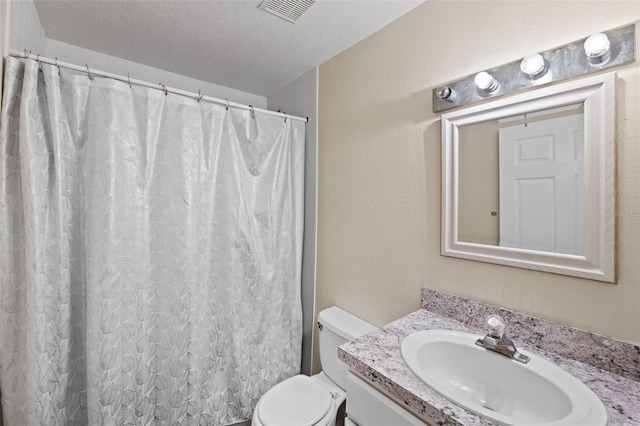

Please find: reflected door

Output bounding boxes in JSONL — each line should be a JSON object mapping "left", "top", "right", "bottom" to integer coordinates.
{"left": 498, "top": 114, "right": 584, "bottom": 254}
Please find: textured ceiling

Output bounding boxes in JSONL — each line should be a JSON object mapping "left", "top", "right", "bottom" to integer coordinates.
{"left": 34, "top": 0, "right": 424, "bottom": 96}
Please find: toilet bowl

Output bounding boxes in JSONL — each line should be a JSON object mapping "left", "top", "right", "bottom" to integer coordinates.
{"left": 251, "top": 306, "right": 376, "bottom": 426}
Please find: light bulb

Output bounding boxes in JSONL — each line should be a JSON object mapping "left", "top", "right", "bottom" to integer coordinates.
{"left": 436, "top": 85, "right": 458, "bottom": 103}
{"left": 584, "top": 33, "right": 611, "bottom": 67}
{"left": 474, "top": 72, "right": 499, "bottom": 92}
{"left": 520, "top": 54, "right": 547, "bottom": 78}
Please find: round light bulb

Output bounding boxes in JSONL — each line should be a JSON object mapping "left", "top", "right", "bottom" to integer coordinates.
{"left": 584, "top": 33, "right": 611, "bottom": 67}
{"left": 474, "top": 71, "right": 499, "bottom": 92}
{"left": 520, "top": 53, "right": 547, "bottom": 77}
{"left": 584, "top": 33, "right": 610, "bottom": 56}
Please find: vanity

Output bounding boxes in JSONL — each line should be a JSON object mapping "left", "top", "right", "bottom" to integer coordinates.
{"left": 337, "top": 24, "right": 640, "bottom": 426}
{"left": 339, "top": 288, "right": 640, "bottom": 425}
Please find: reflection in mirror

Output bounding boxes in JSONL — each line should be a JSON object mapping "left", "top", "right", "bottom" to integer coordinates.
{"left": 458, "top": 104, "right": 585, "bottom": 255}
{"left": 441, "top": 73, "right": 615, "bottom": 282}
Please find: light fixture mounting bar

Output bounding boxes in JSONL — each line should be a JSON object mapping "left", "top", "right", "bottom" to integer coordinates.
{"left": 432, "top": 24, "right": 635, "bottom": 113}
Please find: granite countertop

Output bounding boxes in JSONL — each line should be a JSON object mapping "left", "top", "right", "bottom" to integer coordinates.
{"left": 338, "top": 289, "right": 640, "bottom": 426}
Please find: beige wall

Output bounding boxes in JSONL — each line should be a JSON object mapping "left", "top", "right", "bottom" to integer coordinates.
{"left": 315, "top": 1, "right": 640, "bottom": 372}
{"left": 458, "top": 121, "right": 500, "bottom": 245}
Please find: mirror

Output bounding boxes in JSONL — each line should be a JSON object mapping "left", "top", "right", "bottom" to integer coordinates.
{"left": 441, "top": 73, "right": 615, "bottom": 282}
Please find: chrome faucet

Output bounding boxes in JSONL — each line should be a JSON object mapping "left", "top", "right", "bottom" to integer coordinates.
{"left": 475, "top": 315, "right": 530, "bottom": 364}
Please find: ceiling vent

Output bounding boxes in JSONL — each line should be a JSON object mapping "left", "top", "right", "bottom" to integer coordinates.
{"left": 258, "top": 0, "right": 316, "bottom": 23}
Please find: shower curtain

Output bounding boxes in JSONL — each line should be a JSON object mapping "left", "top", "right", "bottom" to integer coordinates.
{"left": 0, "top": 57, "right": 304, "bottom": 425}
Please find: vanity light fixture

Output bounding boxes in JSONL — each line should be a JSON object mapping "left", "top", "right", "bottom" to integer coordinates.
{"left": 474, "top": 71, "right": 499, "bottom": 93}
{"left": 584, "top": 33, "right": 611, "bottom": 67}
{"left": 436, "top": 85, "right": 458, "bottom": 103}
{"left": 433, "top": 24, "right": 634, "bottom": 113}
{"left": 520, "top": 53, "right": 548, "bottom": 78}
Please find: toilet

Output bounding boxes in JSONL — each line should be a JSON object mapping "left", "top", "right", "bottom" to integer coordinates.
{"left": 252, "top": 306, "right": 377, "bottom": 426}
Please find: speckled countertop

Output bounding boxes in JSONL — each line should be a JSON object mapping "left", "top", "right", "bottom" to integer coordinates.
{"left": 338, "top": 288, "right": 640, "bottom": 425}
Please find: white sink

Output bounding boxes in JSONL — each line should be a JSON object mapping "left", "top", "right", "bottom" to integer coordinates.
{"left": 401, "top": 329, "right": 608, "bottom": 426}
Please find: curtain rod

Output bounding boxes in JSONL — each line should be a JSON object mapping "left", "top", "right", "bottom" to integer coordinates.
{"left": 8, "top": 50, "right": 309, "bottom": 123}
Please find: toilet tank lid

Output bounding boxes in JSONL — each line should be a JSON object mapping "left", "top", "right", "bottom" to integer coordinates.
{"left": 317, "top": 306, "right": 377, "bottom": 341}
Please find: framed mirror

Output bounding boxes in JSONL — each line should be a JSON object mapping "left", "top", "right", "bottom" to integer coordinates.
{"left": 441, "top": 73, "right": 615, "bottom": 282}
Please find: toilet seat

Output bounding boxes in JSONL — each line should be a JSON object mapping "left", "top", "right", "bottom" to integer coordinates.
{"left": 254, "top": 375, "right": 338, "bottom": 426}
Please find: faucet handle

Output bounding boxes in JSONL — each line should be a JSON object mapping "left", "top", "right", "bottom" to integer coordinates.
{"left": 486, "top": 315, "right": 505, "bottom": 338}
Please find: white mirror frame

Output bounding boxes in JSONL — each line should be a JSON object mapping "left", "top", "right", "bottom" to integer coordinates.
{"left": 441, "top": 73, "right": 615, "bottom": 282}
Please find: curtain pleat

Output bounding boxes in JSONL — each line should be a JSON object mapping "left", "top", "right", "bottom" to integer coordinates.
{"left": 0, "top": 57, "right": 304, "bottom": 426}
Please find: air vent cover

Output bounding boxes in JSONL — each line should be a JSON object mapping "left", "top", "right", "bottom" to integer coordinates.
{"left": 258, "top": 0, "right": 316, "bottom": 23}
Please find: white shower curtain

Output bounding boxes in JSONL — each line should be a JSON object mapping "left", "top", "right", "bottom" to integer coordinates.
{"left": 0, "top": 57, "right": 304, "bottom": 425}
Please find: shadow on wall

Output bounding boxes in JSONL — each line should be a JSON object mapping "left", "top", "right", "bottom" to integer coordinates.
{"left": 408, "top": 87, "right": 433, "bottom": 124}
{"left": 423, "top": 120, "right": 443, "bottom": 255}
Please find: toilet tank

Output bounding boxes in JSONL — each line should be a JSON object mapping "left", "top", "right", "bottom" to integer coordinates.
{"left": 317, "top": 306, "right": 377, "bottom": 390}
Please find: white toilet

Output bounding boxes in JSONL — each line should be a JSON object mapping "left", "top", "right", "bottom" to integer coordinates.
{"left": 252, "top": 306, "right": 377, "bottom": 426}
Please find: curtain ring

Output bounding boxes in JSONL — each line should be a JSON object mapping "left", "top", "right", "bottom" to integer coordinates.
{"left": 36, "top": 54, "right": 42, "bottom": 71}
{"left": 159, "top": 83, "right": 168, "bottom": 96}
{"left": 127, "top": 72, "right": 132, "bottom": 88}
{"left": 197, "top": 89, "right": 204, "bottom": 103}
{"left": 249, "top": 105, "right": 255, "bottom": 118}
{"left": 225, "top": 98, "right": 229, "bottom": 111}
{"left": 282, "top": 111, "right": 287, "bottom": 123}
{"left": 85, "top": 64, "right": 94, "bottom": 80}
{"left": 23, "top": 49, "right": 29, "bottom": 58}
{"left": 54, "top": 57, "right": 61, "bottom": 75}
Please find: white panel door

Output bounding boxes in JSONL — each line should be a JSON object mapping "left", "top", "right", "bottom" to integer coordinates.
{"left": 499, "top": 114, "right": 584, "bottom": 254}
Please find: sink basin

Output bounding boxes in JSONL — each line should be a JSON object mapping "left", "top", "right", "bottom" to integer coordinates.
{"left": 401, "top": 329, "right": 608, "bottom": 426}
